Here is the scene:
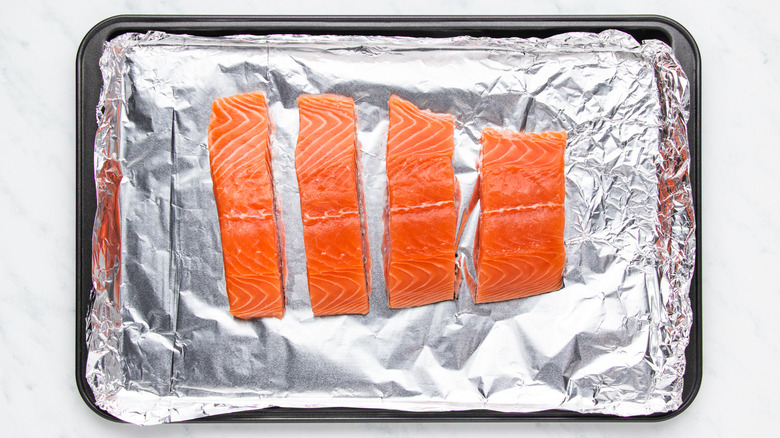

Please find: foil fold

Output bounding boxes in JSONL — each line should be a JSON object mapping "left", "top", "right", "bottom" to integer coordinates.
{"left": 87, "top": 30, "right": 695, "bottom": 425}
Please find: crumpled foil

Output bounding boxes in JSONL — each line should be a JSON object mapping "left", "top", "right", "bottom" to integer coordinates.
{"left": 87, "top": 30, "right": 695, "bottom": 425}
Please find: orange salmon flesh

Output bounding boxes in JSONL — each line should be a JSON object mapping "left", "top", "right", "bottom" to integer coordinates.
{"left": 384, "top": 96, "right": 458, "bottom": 309}
{"left": 208, "top": 92, "right": 285, "bottom": 319}
{"left": 476, "top": 128, "right": 566, "bottom": 303}
{"left": 295, "top": 94, "right": 371, "bottom": 316}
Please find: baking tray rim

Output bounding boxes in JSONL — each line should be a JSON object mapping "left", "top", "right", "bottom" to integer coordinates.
{"left": 75, "top": 14, "right": 702, "bottom": 424}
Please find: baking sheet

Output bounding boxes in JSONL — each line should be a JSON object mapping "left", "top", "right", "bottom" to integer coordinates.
{"left": 84, "top": 28, "right": 696, "bottom": 425}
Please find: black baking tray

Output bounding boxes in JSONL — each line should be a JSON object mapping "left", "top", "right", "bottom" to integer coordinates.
{"left": 76, "top": 15, "right": 702, "bottom": 423}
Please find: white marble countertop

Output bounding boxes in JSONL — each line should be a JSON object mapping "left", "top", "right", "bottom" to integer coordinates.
{"left": 1, "top": 0, "right": 776, "bottom": 436}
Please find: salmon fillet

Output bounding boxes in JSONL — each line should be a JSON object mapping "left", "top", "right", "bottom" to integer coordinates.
{"left": 385, "top": 95, "right": 458, "bottom": 308}
{"left": 295, "top": 94, "right": 370, "bottom": 316}
{"left": 476, "top": 128, "right": 566, "bottom": 303}
{"left": 208, "top": 92, "right": 285, "bottom": 319}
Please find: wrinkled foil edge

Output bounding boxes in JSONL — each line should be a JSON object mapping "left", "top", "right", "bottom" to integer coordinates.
{"left": 641, "top": 40, "right": 695, "bottom": 414}
{"left": 85, "top": 33, "right": 131, "bottom": 417}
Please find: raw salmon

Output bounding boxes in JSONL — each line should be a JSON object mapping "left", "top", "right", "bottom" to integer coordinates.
{"left": 208, "top": 92, "right": 285, "bottom": 319}
{"left": 476, "top": 128, "right": 566, "bottom": 303}
{"left": 295, "top": 94, "right": 370, "bottom": 316}
{"left": 384, "top": 95, "right": 457, "bottom": 308}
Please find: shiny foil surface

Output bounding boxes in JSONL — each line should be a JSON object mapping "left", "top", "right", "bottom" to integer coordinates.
{"left": 87, "top": 30, "right": 695, "bottom": 425}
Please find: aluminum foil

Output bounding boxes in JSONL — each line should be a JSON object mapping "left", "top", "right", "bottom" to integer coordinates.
{"left": 87, "top": 30, "right": 695, "bottom": 425}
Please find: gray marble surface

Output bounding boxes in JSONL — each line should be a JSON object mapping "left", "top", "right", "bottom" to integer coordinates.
{"left": 0, "top": 0, "right": 776, "bottom": 436}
